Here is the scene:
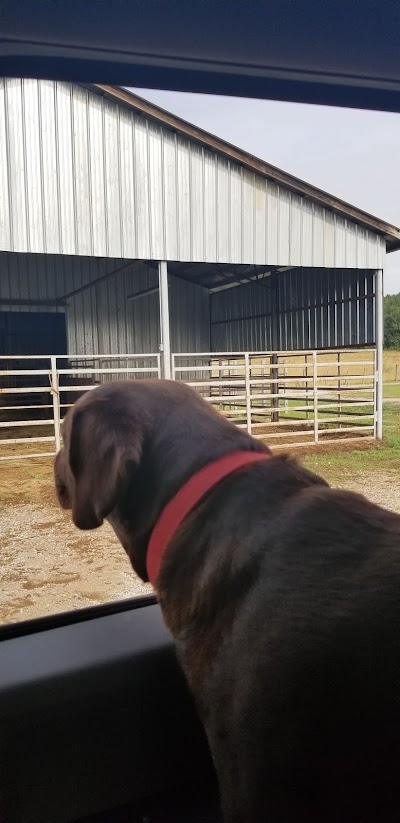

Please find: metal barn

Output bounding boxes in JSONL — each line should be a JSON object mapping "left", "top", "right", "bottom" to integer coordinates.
{"left": 0, "top": 79, "right": 399, "bottom": 458}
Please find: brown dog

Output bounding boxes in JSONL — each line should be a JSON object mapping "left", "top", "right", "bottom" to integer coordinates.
{"left": 55, "top": 379, "right": 400, "bottom": 823}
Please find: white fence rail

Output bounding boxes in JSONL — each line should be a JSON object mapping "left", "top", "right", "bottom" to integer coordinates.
{"left": 0, "top": 353, "right": 161, "bottom": 461}
{"left": 0, "top": 348, "right": 376, "bottom": 460}
{"left": 172, "top": 349, "right": 377, "bottom": 449}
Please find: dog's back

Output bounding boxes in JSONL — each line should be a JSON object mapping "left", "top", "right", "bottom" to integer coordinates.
{"left": 176, "top": 475, "right": 400, "bottom": 822}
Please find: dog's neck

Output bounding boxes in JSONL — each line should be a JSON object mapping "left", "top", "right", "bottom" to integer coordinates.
{"left": 146, "top": 450, "right": 271, "bottom": 587}
{"left": 108, "top": 415, "right": 268, "bottom": 582}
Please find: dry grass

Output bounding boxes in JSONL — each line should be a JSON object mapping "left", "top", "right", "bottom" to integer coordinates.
{"left": 0, "top": 457, "right": 55, "bottom": 505}
{"left": 383, "top": 349, "right": 400, "bottom": 382}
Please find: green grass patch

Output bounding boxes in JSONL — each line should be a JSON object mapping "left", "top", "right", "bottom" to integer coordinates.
{"left": 383, "top": 383, "right": 400, "bottom": 398}
{"left": 301, "top": 403, "right": 400, "bottom": 482}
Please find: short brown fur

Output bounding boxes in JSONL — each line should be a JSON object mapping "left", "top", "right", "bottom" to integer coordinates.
{"left": 55, "top": 379, "right": 400, "bottom": 823}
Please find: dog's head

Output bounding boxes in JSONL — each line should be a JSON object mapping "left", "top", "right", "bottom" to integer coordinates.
{"left": 54, "top": 384, "right": 145, "bottom": 531}
{"left": 54, "top": 378, "right": 266, "bottom": 581}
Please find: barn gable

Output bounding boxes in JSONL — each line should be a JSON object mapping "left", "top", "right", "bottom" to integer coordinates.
{"left": 0, "top": 79, "right": 397, "bottom": 268}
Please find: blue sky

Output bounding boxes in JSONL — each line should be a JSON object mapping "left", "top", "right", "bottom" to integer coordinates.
{"left": 131, "top": 89, "right": 400, "bottom": 295}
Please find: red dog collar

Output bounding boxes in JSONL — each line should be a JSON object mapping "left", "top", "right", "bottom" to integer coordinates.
{"left": 147, "top": 450, "right": 270, "bottom": 587}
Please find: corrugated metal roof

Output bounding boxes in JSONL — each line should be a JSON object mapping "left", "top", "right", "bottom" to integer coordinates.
{"left": 91, "top": 84, "right": 400, "bottom": 253}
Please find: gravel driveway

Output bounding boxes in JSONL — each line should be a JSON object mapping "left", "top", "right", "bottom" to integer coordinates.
{"left": 0, "top": 504, "right": 151, "bottom": 624}
{"left": 0, "top": 466, "right": 399, "bottom": 625}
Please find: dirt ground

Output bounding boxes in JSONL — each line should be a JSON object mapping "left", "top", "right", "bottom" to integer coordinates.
{"left": 0, "top": 455, "right": 399, "bottom": 625}
{"left": 331, "top": 469, "right": 400, "bottom": 513}
{"left": 0, "top": 459, "right": 151, "bottom": 624}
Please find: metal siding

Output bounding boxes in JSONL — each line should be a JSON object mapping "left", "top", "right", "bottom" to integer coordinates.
{"left": 274, "top": 267, "right": 376, "bottom": 351}
{"left": 134, "top": 115, "right": 151, "bottom": 259}
{"left": 0, "top": 251, "right": 60, "bottom": 313}
{"left": 87, "top": 91, "right": 107, "bottom": 257}
{"left": 290, "top": 193, "right": 302, "bottom": 268}
{"left": 189, "top": 143, "right": 204, "bottom": 262}
{"left": 242, "top": 169, "right": 255, "bottom": 262}
{"left": 216, "top": 157, "right": 230, "bottom": 262}
{"left": 119, "top": 105, "right": 136, "bottom": 259}
{"left": 103, "top": 98, "right": 123, "bottom": 259}
{"left": 312, "top": 204, "right": 325, "bottom": 267}
{"left": 170, "top": 275, "right": 210, "bottom": 353}
{"left": 346, "top": 220, "right": 358, "bottom": 268}
{"left": 39, "top": 81, "right": 61, "bottom": 253}
{"left": 56, "top": 83, "right": 76, "bottom": 256}
{"left": 0, "top": 79, "right": 387, "bottom": 269}
{"left": 203, "top": 148, "right": 217, "bottom": 262}
{"left": 324, "top": 210, "right": 335, "bottom": 267}
{"left": 334, "top": 215, "right": 346, "bottom": 268}
{"left": 211, "top": 267, "right": 375, "bottom": 352}
{"left": 278, "top": 188, "right": 290, "bottom": 265}
{"left": 0, "top": 252, "right": 210, "bottom": 356}
{"left": 229, "top": 164, "right": 242, "bottom": 263}
{"left": 148, "top": 122, "right": 165, "bottom": 260}
{"left": 5, "top": 79, "right": 28, "bottom": 252}
{"left": 177, "top": 138, "right": 191, "bottom": 262}
{"left": 123, "top": 263, "right": 159, "bottom": 354}
{"left": 254, "top": 176, "right": 267, "bottom": 265}
{"left": 71, "top": 86, "right": 92, "bottom": 257}
{"left": 22, "top": 80, "right": 45, "bottom": 254}
{"left": 301, "top": 198, "right": 313, "bottom": 266}
{"left": 211, "top": 280, "right": 273, "bottom": 351}
{"left": 356, "top": 225, "right": 367, "bottom": 269}
{"left": 0, "top": 80, "right": 11, "bottom": 251}
{"left": 267, "top": 181, "right": 279, "bottom": 263}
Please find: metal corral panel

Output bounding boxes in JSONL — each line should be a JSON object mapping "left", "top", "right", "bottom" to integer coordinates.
{"left": 0, "top": 252, "right": 211, "bottom": 356}
{"left": 211, "top": 268, "right": 375, "bottom": 351}
{"left": 0, "top": 79, "right": 387, "bottom": 269}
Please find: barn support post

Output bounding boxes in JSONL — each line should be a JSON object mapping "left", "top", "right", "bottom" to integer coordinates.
{"left": 375, "top": 268, "right": 383, "bottom": 440}
{"left": 158, "top": 261, "right": 172, "bottom": 379}
{"left": 270, "top": 273, "right": 280, "bottom": 423}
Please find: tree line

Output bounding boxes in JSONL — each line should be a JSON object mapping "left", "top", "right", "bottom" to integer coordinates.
{"left": 384, "top": 293, "right": 400, "bottom": 349}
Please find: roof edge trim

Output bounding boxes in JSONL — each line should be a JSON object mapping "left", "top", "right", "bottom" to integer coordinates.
{"left": 88, "top": 83, "right": 400, "bottom": 253}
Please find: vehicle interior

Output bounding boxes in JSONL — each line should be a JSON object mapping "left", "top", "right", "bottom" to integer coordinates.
{"left": 1, "top": 1, "right": 400, "bottom": 821}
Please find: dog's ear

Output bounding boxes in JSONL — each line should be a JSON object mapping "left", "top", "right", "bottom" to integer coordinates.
{"left": 68, "top": 401, "right": 143, "bottom": 530}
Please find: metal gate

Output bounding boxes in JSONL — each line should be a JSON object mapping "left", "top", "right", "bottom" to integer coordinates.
{"left": 0, "top": 348, "right": 376, "bottom": 460}
{"left": 172, "top": 348, "right": 377, "bottom": 449}
{"left": 0, "top": 353, "right": 161, "bottom": 461}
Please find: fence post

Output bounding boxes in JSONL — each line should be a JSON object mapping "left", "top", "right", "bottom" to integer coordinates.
{"left": 244, "top": 352, "right": 252, "bottom": 434}
{"left": 270, "top": 352, "right": 279, "bottom": 423}
{"left": 375, "top": 269, "right": 383, "bottom": 440}
{"left": 284, "top": 366, "right": 288, "bottom": 410}
{"left": 305, "top": 355, "right": 310, "bottom": 421}
{"left": 50, "top": 356, "right": 61, "bottom": 453}
{"left": 312, "top": 350, "right": 319, "bottom": 444}
{"left": 158, "top": 261, "right": 172, "bottom": 379}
